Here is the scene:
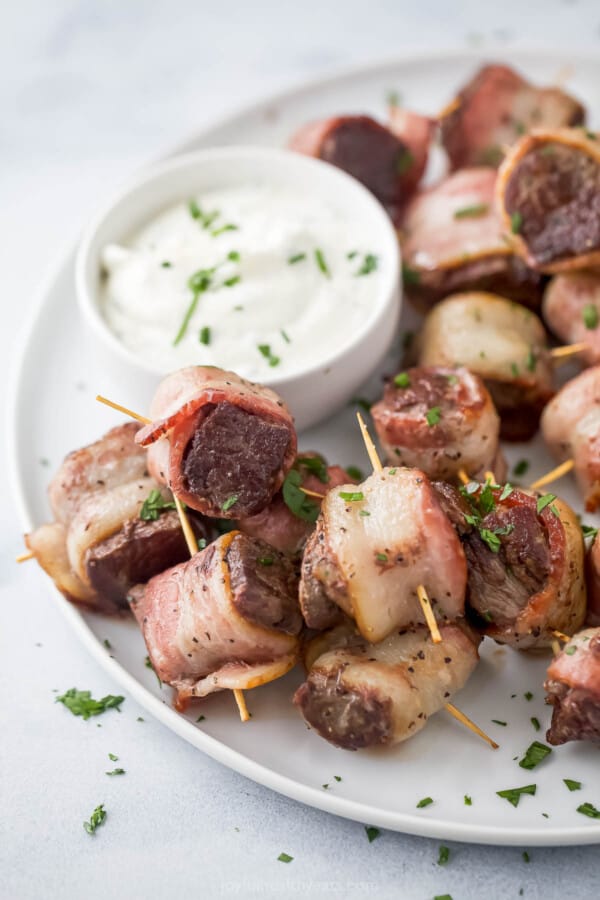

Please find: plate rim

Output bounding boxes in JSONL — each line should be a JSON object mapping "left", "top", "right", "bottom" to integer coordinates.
{"left": 8, "top": 46, "right": 600, "bottom": 846}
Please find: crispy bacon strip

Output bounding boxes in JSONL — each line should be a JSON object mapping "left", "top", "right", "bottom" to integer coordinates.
{"left": 418, "top": 292, "right": 554, "bottom": 440}
{"left": 136, "top": 366, "right": 297, "bottom": 518}
{"left": 541, "top": 366, "right": 600, "bottom": 511}
{"left": 48, "top": 422, "right": 147, "bottom": 525}
{"left": 545, "top": 628, "right": 600, "bottom": 745}
{"left": 496, "top": 128, "right": 600, "bottom": 273}
{"left": 440, "top": 64, "right": 585, "bottom": 171}
{"left": 371, "top": 366, "right": 505, "bottom": 483}
{"left": 299, "top": 467, "right": 467, "bottom": 641}
{"left": 543, "top": 272, "right": 600, "bottom": 367}
{"left": 130, "top": 531, "right": 301, "bottom": 708}
{"left": 294, "top": 620, "right": 480, "bottom": 749}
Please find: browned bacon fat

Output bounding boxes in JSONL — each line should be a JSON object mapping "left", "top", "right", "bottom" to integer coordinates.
{"left": 541, "top": 366, "right": 600, "bottom": 512}
{"left": 585, "top": 532, "right": 600, "bottom": 627}
{"left": 418, "top": 292, "right": 554, "bottom": 440}
{"left": 545, "top": 628, "right": 600, "bottom": 745}
{"left": 237, "top": 454, "right": 355, "bottom": 556}
{"left": 543, "top": 272, "right": 600, "bottom": 367}
{"left": 371, "top": 366, "right": 506, "bottom": 483}
{"left": 440, "top": 64, "right": 585, "bottom": 171}
{"left": 288, "top": 114, "right": 420, "bottom": 221}
{"left": 400, "top": 168, "right": 544, "bottom": 307}
{"left": 299, "top": 467, "right": 467, "bottom": 640}
{"left": 294, "top": 620, "right": 480, "bottom": 750}
{"left": 130, "top": 531, "right": 301, "bottom": 708}
{"left": 497, "top": 129, "right": 600, "bottom": 273}
{"left": 435, "top": 482, "right": 586, "bottom": 648}
{"left": 136, "top": 366, "right": 297, "bottom": 519}
{"left": 48, "top": 422, "right": 147, "bottom": 525}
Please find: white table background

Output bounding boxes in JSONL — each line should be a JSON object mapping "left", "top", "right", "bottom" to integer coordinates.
{"left": 2, "top": 2, "right": 600, "bottom": 898}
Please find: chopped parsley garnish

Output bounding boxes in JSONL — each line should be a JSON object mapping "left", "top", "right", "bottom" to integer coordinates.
{"left": 334, "top": 775, "right": 342, "bottom": 782}
{"left": 199, "top": 326, "right": 211, "bottom": 345}
{"left": 416, "top": 796, "right": 433, "bottom": 808}
{"left": 277, "top": 852, "right": 293, "bottom": 863}
{"left": 360, "top": 510, "right": 371, "bottom": 517}
{"left": 346, "top": 465, "right": 364, "bottom": 481}
{"left": 510, "top": 211, "right": 523, "bottom": 234}
{"left": 322, "top": 783, "right": 329, "bottom": 790}
{"left": 212, "top": 223, "right": 238, "bottom": 237}
{"left": 492, "top": 720, "right": 507, "bottom": 726}
{"left": 577, "top": 803, "right": 600, "bottom": 819}
{"left": 402, "top": 264, "right": 420, "bottom": 285}
{"left": 365, "top": 825, "right": 381, "bottom": 843}
{"left": 140, "top": 489, "right": 177, "bottom": 521}
{"left": 228, "top": 250, "right": 240, "bottom": 262}
{"left": 56, "top": 689, "right": 124, "bottom": 720}
{"left": 339, "top": 491, "right": 364, "bottom": 502}
{"left": 582, "top": 524, "right": 599, "bottom": 540}
{"left": 282, "top": 470, "right": 320, "bottom": 523}
{"left": 196, "top": 715, "right": 206, "bottom": 723}
{"left": 161, "top": 260, "right": 172, "bottom": 268}
{"left": 434, "top": 896, "right": 453, "bottom": 900}
{"left": 496, "top": 784, "right": 537, "bottom": 807}
{"left": 223, "top": 275, "right": 240, "bottom": 287}
{"left": 524, "top": 692, "right": 534, "bottom": 701}
{"left": 394, "top": 372, "right": 411, "bottom": 388}
{"left": 438, "top": 846, "right": 450, "bottom": 866}
{"left": 314, "top": 248, "right": 330, "bottom": 277}
{"left": 288, "top": 252, "right": 306, "bottom": 264}
{"left": 188, "top": 199, "right": 202, "bottom": 219}
{"left": 281, "top": 329, "right": 291, "bottom": 344}
{"left": 453, "top": 203, "right": 489, "bottom": 219}
{"left": 221, "top": 494, "right": 239, "bottom": 512}
{"left": 297, "top": 455, "right": 329, "bottom": 483}
{"left": 83, "top": 804, "right": 107, "bottom": 835}
{"left": 103, "top": 639, "right": 112, "bottom": 650}
{"left": 356, "top": 254, "right": 378, "bottom": 276}
{"left": 108, "top": 753, "right": 118, "bottom": 761}
{"left": 426, "top": 406, "right": 442, "bottom": 427}
{"left": 526, "top": 347, "right": 537, "bottom": 372}
{"left": 531, "top": 717, "right": 540, "bottom": 732}
{"left": 257, "top": 344, "right": 280, "bottom": 367}
{"left": 464, "top": 795, "right": 472, "bottom": 806}
{"left": 258, "top": 556, "right": 274, "bottom": 566}
{"left": 375, "top": 552, "right": 388, "bottom": 564}
{"left": 565, "top": 645, "right": 577, "bottom": 656}
{"left": 499, "top": 483, "right": 514, "bottom": 501}
{"left": 396, "top": 149, "right": 414, "bottom": 175}
{"left": 511, "top": 362, "right": 520, "bottom": 377}
{"left": 351, "top": 396, "right": 371, "bottom": 413}
{"left": 197, "top": 537, "right": 207, "bottom": 550}
{"left": 564, "top": 779, "right": 582, "bottom": 792}
{"left": 583, "top": 304, "right": 599, "bottom": 329}
{"left": 536, "top": 493, "right": 556, "bottom": 515}
{"left": 174, "top": 267, "right": 213, "bottom": 345}
{"left": 347, "top": 250, "right": 358, "bottom": 260}
{"left": 522, "top": 851, "right": 530, "bottom": 863}
{"left": 106, "top": 768, "right": 125, "bottom": 776}
{"left": 518, "top": 741, "right": 552, "bottom": 770}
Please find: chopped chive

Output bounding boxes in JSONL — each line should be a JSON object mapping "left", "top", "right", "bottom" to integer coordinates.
{"left": 492, "top": 720, "right": 507, "bottom": 726}
{"left": 314, "top": 248, "right": 330, "bottom": 277}
{"left": 510, "top": 211, "right": 523, "bottom": 234}
{"left": 453, "top": 203, "right": 489, "bottom": 219}
{"left": 288, "top": 252, "right": 306, "bottom": 264}
{"left": 339, "top": 491, "right": 364, "bottom": 502}
{"left": 211, "top": 223, "right": 238, "bottom": 237}
{"left": 416, "top": 796, "right": 433, "bottom": 808}
{"left": 438, "top": 846, "right": 450, "bottom": 866}
{"left": 280, "top": 329, "right": 291, "bottom": 344}
{"left": 199, "top": 326, "right": 211, "bottom": 345}
{"left": 223, "top": 275, "right": 240, "bottom": 287}
{"left": 531, "top": 717, "right": 540, "bottom": 732}
{"left": 257, "top": 344, "right": 280, "bottom": 367}
{"left": 221, "top": 495, "right": 239, "bottom": 512}
{"left": 356, "top": 254, "right": 378, "bottom": 276}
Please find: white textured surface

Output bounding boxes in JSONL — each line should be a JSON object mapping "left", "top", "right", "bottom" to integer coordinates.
{"left": 3, "top": 3, "right": 600, "bottom": 898}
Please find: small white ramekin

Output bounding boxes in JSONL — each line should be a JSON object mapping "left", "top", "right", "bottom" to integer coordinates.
{"left": 75, "top": 146, "right": 401, "bottom": 431}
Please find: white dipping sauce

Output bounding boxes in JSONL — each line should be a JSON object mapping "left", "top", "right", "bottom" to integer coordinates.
{"left": 100, "top": 182, "right": 386, "bottom": 380}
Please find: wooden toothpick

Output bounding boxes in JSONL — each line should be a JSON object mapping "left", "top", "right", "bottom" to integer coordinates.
{"left": 529, "top": 459, "right": 574, "bottom": 491}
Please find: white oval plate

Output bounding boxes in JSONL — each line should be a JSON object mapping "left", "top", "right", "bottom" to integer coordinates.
{"left": 9, "top": 50, "right": 600, "bottom": 846}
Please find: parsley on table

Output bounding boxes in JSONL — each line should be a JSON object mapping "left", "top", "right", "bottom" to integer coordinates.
{"left": 106, "top": 768, "right": 125, "bottom": 776}
{"left": 438, "top": 845, "right": 450, "bottom": 865}
{"left": 83, "top": 804, "right": 107, "bottom": 835}
{"left": 282, "top": 470, "right": 319, "bottom": 523}
{"left": 522, "top": 851, "right": 530, "bottom": 863}
{"left": 365, "top": 825, "right": 381, "bottom": 843}
{"left": 530, "top": 717, "right": 541, "bottom": 732}
{"left": 518, "top": 742, "right": 552, "bottom": 770}
{"left": 492, "top": 720, "right": 507, "bottom": 727}
{"left": 334, "top": 775, "right": 342, "bottom": 782}
{"left": 513, "top": 459, "right": 529, "bottom": 477}
{"left": 464, "top": 795, "right": 472, "bottom": 806}
{"left": 564, "top": 779, "right": 582, "bottom": 792}
{"left": 139, "top": 489, "right": 177, "bottom": 521}
{"left": 108, "top": 753, "right": 118, "bottom": 762}
{"left": 496, "top": 784, "right": 537, "bottom": 807}
{"left": 524, "top": 692, "right": 534, "bottom": 701}
{"left": 277, "top": 852, "right": 293, "bottom": 863}
{"left": 56, "top": 689, "right": 124, "bottom": 720}
{"left": 577, "top": 803, "right": 600, "bottom": 819}
{"left": 416, "top": 796, "right": 433, "bottom": 808}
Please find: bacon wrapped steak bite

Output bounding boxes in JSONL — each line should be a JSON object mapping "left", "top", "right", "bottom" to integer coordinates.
{"left": 371, "top": 365, "right": 506, "bottom": 483}
{"left": 299, "top": 467, "right": 467, "bottom": 640}
{"left": 48, "top": 422, "right": 147, "bottom": 525}
{"left": 401, "top": 168, "right": 544, "bottom": 308}
{"left": 136, "top": 366, "right": 297, "bottom": 519}
{"left": 294, "top": 620, "right": 480, "bottom": 750}
{"left": 543, "top": 272, "right": 600, "bottom": 367}
{"left": 440, "top": 64, "right": 585, "bottom": 171}
{"left": 418, "top": 292, "right": 554, "bottom": 440}
{"left": 434, "top": 482, "right": 586, "bottom": 648}
{"left": 585, "top": 532, "right": 600, "bottom": 627}
{"left": 130, "top": 531, "right": 301, "bottom": 708}
{"left": 288, "top": 114, "right": 420, "bottom": 221}
{"left": 497, "top": 129, "right": 600, "bottom": 273}
{"left": 541, "top": 366, "right": 600, "bottom": 512}
{"left": 545, "top": 628, "right": 600, "bottom": 746}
